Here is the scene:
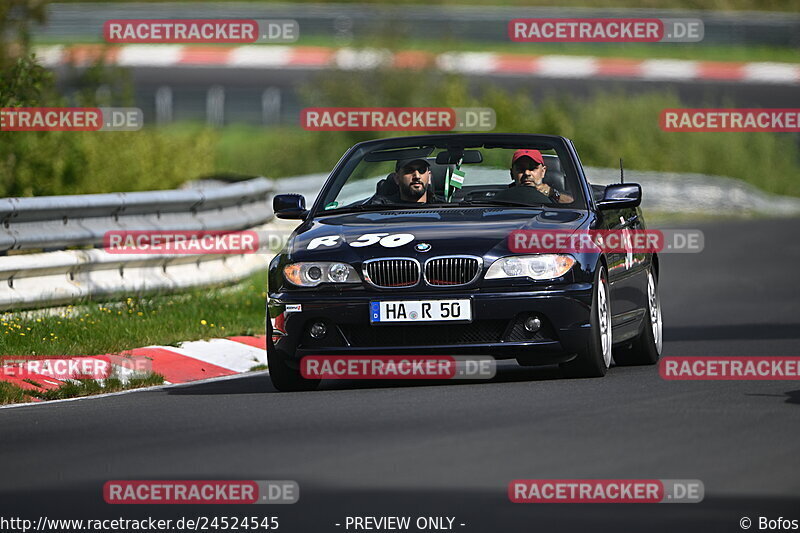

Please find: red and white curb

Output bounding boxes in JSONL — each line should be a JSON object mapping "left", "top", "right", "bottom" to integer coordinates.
{"left": 35, "top": 44, "right": 800, "bottom": 85}
{"left": 0, "top": 335, "right": 267, "bottom": 404}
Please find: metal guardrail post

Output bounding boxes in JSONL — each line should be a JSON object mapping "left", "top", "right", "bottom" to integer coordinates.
{"left": 262, "top": 87, "right": 282, "bottom": 125}
{"left": 155, "top": 86, "right": 173, "bottom": 125}
{"left": 206, "top": 85, "right": 225, "bottom": 127}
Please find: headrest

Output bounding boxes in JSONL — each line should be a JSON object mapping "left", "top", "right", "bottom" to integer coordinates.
{"left": 541, "top": 154, "right": 566, "bottom": 192}
{"left": 375, "top": 173, "right": 400, "bottom": 197}
{"left": 428, "top": 157, "right": 454, "bottom": 195}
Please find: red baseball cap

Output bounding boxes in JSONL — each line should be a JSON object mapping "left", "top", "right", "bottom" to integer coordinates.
{"left": 511, "top": 149, "right": 544, "bottom": 166}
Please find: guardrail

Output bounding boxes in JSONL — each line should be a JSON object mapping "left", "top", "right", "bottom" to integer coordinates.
{"left": 36, "top": 3, "right": 800, "bottom": 48}
{"left": 0, "top": 178, "right": 279, "bottom": 311}
{"left": 0, "top": 178, "right": 273, "bottom": 252}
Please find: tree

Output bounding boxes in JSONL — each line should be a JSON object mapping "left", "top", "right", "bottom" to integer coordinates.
{"left": 0, "top": 0, "right": 53, "bottom": 108}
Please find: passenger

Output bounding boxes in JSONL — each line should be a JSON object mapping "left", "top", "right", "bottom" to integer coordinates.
{"left": 494, "top": 150, "right": 574, "bottom": 204}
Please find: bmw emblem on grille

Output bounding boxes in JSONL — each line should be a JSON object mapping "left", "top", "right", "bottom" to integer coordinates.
{"left": 415, "top": 243, "right": 432, "bottom": 252}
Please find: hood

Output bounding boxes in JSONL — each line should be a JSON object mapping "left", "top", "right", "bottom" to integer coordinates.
{"left": 288, "top": 207, "right": 589, "bottom": 262}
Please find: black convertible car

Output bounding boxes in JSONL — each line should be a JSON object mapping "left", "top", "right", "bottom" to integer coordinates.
{"left": 267, "top": 133, "right": 662, "bottom": 391}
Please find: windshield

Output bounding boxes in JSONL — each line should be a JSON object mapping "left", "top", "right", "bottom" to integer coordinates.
{"left": 318, "top": 142, "right": 586, "bottom": 213}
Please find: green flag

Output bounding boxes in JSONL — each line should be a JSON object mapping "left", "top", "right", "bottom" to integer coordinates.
{"left": 448, "top": 168, "right": 465, "bottom": 190}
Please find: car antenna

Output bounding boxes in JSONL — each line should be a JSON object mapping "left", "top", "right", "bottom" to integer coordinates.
{"left": 619, "top": 158, "right": 624, "bottom": 184}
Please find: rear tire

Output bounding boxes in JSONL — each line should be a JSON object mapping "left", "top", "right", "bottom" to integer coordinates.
{"left": 267, "top": 346, "right": 320, "bottom": 392}
{"left": 560, "top": 265, "right": 612, "bottom": 378}
{"left": 613, "top": 268, "right": 662, "bottom": 366}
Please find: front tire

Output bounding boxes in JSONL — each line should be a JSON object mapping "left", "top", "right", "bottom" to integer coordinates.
{"left": 613, "top": 268, "right": 662, "bottom": 366}
{"left": 560, "top": 265, "right": 612, "bottom": 378}
{"left": 267, "top": 346, "right": 321, "bottom": 392}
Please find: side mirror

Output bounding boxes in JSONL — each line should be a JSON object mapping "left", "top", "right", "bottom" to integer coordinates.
{"left": 273, "top": 194, "right": 307, "bottom": 220}
{"left": 597, "top": 183, "right": 641, "bottom": 210}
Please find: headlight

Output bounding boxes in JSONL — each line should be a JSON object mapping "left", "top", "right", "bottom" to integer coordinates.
{"left": 485, "top": 255, "right": 575, "bottom": 280}
{"left": 283, "top": 262, "right": 360, "bottom": 287}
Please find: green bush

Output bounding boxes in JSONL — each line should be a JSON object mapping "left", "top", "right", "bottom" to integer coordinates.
{"left": 0, "top": 127, "right": 216, "bottom": 196}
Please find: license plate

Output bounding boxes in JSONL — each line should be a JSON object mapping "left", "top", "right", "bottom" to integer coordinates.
{"left": 370, "top": 300, "right": 471, "bottom": 323}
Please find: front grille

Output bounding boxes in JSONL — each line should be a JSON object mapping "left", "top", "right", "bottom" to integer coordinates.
{"left": 424, "top": 256, "right": 481, "bottom": 286}
{"left": 341, "top": 320, "right": 508, "bottom": 347}
{"left": 364, "top": 258, "right": 420, "bottom": 288}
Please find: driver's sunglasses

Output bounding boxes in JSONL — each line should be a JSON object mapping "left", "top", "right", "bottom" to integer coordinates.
{"left": 401, "top": 165, "right": 430, "bottom": 174}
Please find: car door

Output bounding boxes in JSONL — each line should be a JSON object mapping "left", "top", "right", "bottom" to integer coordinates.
{"left": 600, "top": 199, "right": 649, "bottom": 342}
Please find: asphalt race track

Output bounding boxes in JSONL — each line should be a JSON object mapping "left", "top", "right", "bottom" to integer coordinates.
{"left": 1, "top": 218, "right": 799, "bottom": 532}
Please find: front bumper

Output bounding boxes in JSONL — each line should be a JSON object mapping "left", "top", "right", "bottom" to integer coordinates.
{"left": 268, "top": 284, "right": 594, "bottom": 367}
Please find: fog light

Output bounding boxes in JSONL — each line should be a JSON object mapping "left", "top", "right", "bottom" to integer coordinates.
{"left": 524, "top": 316, "right": 542, "bottom": 333}
{"left": 310, "top": 322, "right": 327, "bottom": 339}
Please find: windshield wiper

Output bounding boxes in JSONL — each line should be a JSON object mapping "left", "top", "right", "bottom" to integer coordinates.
{"left": 456, "top": 199, "right": 547, "bottom": 208}
{"left": 320, "top": 203, "right": 427, "bottom": 215}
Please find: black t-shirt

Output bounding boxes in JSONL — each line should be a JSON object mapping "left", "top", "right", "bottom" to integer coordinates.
{"left": 492, "top": 184, "right": 554, "bottom": 206}
{"left": 368, "top": 186, "right": 442, "bottom": 205}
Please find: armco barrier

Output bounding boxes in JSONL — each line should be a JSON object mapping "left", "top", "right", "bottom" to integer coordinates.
{"left": 0, "top": 178, "right": 273, "bottom": 252}
{"left": 36, "top": 4, "right": 800, "bottom": 48}
{"left": 0, "top": 179, "right": 279, "bottom": 311}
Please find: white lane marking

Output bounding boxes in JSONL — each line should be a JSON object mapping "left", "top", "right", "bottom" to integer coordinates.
{"left": 640, "top": 59, "right": 698, "bottom": 80}
{"left": 33, "top": 45, "right": 64, "bottom": 67}
{"left": 117, "top": 45, "right": 183, "bottom": 66}
{"left": 743, "top": 62, "right": 800, "bottom": 84}
{"left": 157, "top": 338, "right": 266, "bottom": 372}
{"left": 229, "top": 45, "right": 292, "bottom": 67}
{"left": 535, "top": 56, "right": 599, "bottom": 78}
{"left": 334, "top": 48, "right": 392, "bottom": 70}
{"left": 436, "top": 52, "right": 497, "bottom": 73}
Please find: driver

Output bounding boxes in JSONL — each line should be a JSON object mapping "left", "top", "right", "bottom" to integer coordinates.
{"left": 368, "top": 158, "right": 438, "bottom": 205}
{"left": 493, "top": 150, "right": 574, "bottom": 204}
{"left": 394, "top": 158, "right": 432, "bottom": 203}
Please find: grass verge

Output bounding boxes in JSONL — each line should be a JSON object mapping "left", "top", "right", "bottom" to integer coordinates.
{"left": 0, "top": 381, "right": 30, "bottom": 405}
{"left": 0, "top": 270, "right": 268, "bottom": 356}
{"left": 0, "top": 374, "right": 166, "bottom": 406}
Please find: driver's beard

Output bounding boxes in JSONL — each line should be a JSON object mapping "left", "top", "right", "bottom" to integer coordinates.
{"left": 405, "top": 183, "right": 426, "bottom": 200}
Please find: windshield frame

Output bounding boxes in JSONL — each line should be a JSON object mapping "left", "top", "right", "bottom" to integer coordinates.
{"left": 309, "top": 133, "right": 589, "bottom": 218}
